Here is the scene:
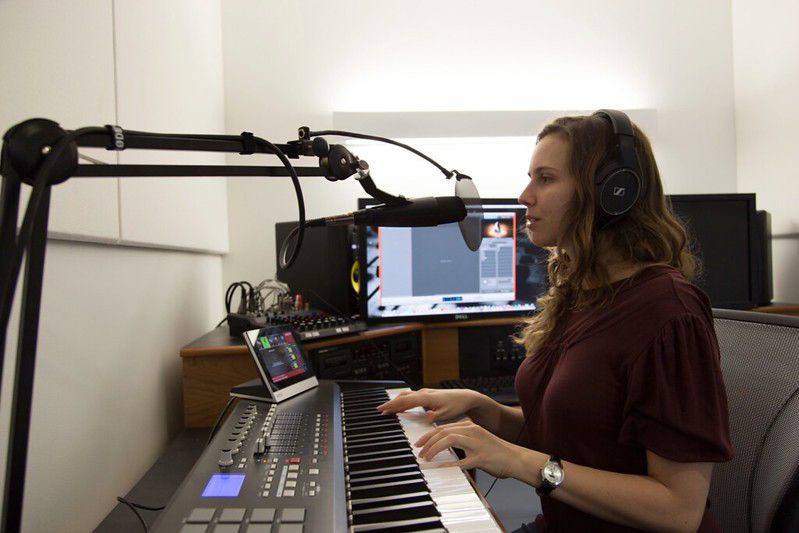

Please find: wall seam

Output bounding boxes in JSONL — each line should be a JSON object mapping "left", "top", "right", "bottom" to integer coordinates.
{"left": 111, "top": 0, "right": 123, "bottom": 244}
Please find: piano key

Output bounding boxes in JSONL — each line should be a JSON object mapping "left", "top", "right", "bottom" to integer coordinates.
{"left": 348, "top": 469, "right": 423, "bottom": 486}
{"left": 350, "top": 492, "right": 433, "bottom": 509}
{"left": 345, "top": 430, "right": 407, "bottom": 444}
{"left": 347, "top": 463, "right": 421, "bottom": 479}
{"left": 349, "top": 480, "right": 430, "bottom": 499}
{"left": 348, "top": 447, "right": 412, "bottom": 460}
{"left": 351, "top": 501, "right": 441, "bottom": 525}
{"left": 351, "top": 516, "right": 446, "bottom": 532}
{"left": 343, "top": 411, "right": 394, "bottom": 422}
{"left": 344, "top": 417, "right": 399, "bottom": 429}
{"left": 344, "top": 420, "right": 402, "bottom": 432}
{"left": 347, "top": 436, "right": 411, "bottom": 451}
{"left": 347, "top": 455, "right": 418, "bottom": 471}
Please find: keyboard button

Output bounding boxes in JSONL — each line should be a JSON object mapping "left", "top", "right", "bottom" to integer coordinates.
{"left": 281, "top": 508, "right": 306, "bottom": 523}
{"left": 250, "top": 508, "right": 276, "bottom": 523}
{"left": 218, "top": 508, "right": 246, "bottom": 523}
{"left": 212, "top": 525, "right": 239, "bottom": 533}
{"left": 245, "top": 526, "right": 271, "bottom": 533}
{"left": 186, "top": 508, "right": 216, "bottom": 523}
{"left": 180, "top": 525, "right": 208, "bottom": 533}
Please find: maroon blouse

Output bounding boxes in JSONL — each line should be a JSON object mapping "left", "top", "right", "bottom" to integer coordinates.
{"left": 515, "top": 266, "right": 734, "bottom": 532}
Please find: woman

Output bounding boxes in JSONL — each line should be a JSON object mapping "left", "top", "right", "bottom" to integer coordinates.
{"left": 377, "top": 111, "right": 734, "bottom": 532}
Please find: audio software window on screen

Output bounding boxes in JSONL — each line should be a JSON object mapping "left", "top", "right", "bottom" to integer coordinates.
{"left": 366, "top": 211, "right": 537, "bottom": 318}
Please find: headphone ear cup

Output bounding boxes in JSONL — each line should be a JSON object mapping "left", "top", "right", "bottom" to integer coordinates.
{"left": 593, "top": 162, "right": 642, "bottom": 230}
{"left": 596, "top": 167, "right": 641, "bottom": 217}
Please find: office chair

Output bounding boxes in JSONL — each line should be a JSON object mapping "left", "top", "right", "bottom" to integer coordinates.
{"left": 710, "top": 309, "right": 799, "bottom": 533}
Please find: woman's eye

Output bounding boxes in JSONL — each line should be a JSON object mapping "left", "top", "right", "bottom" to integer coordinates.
{"left": 539, "top": 175, "right": 553, "bottom": 183}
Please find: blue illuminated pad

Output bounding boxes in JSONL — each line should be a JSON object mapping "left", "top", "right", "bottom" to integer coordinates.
{"left": 201, "top": 474, "right": 246, "bottom": 498}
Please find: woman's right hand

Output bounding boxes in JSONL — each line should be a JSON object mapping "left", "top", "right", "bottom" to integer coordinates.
{"left": 376, "top": 388, "right": 485, "bottom": 424}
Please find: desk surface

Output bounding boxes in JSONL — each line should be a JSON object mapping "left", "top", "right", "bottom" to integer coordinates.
{"left": 181, "top": 317, "right": 525, "bottom": 356}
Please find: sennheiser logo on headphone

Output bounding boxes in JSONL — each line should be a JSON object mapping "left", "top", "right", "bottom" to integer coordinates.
{"left": 613, "top": 187, "right": 626, "bottom": 196}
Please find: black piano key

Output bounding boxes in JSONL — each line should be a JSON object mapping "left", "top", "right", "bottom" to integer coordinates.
{"left": 343, "top": 404, "right": 385, "bottom": 414}
{"left": 348, "top": 446, "right": 413, "bottom": 461}
{"left": 341, "top": 388, "right": 387, "bottom": 397}
{"left": 350, "top": 492, "right": 433, "bottom": 511}
{"left": 343, "top": 412, "right": 396, "bottom": 423}
{"left": 349, "top": 480, "right": 430, "bottom": 499}
{"left": 345, "top": 422, "right": 404, "bottom": 437}
{"left": 344, "top": 417, "right": 401, "bottom": 429}
{"left": 342, "top": 397, "right": 387, "bottom": 408}
{"left": 352, "top": 517, "right": 446, "bottom": 533}
{"left": 347, "top": 440, "right": 411, "bottom": 454}
{"left": 348, "top": 463, "right": 421, "bottom": 480}
{"left": 346, "top": 437, "right": 408, "bottom": 450}
{"left": 347, "top": 453, "right": 417, "bottom": 471}
{"left": 352, "top": 501, "right": 441, "bottom": 525}
{"left": 343, "top": 406, "right": 388, "bottom": 416}
{"left": 348, "top": 468, "right": 423, "bottom": 486}
{"left": 345, "top": 429, "right": 407, "bottom": 444}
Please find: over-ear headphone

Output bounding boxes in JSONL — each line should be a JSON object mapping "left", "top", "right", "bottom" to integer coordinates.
{"left": 591, "top": 109, "right": 643, "bottom": 229}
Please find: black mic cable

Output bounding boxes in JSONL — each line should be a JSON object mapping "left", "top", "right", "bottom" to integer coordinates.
{"left": 304, "top": 129, "right": 452, "bottom": 178}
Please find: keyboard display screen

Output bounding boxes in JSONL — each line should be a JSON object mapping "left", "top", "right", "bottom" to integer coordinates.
{"left": 201, "top": 474, "right": 246, "bottom": 498}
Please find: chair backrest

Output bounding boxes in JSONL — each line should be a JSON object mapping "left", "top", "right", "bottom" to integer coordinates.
{"left": 710, "top": 309, "right": 799, "bottom": 533}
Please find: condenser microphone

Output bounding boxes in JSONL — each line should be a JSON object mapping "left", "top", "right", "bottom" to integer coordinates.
{"left": 306, "top": 196, "right": 466, "bottom": 227}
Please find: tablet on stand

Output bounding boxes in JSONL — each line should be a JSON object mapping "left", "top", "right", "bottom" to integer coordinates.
{"left": 234, "top": 324, "right": 319, "bottom": 403}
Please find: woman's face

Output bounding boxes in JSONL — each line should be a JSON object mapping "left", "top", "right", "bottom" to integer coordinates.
{"left": 518, "top": 134, "right": 578, "bottom": 248}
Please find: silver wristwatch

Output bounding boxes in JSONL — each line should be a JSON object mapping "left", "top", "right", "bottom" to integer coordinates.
{"left": 537, "top": 456, "right": 564, "bottom": 495}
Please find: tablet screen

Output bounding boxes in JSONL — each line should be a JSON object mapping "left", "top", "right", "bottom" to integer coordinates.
{"left": 247, "top": 326, "right": 313, "bottom": 390}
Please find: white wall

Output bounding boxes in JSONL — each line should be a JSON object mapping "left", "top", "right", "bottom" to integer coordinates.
{"left": 3, "top": 243, "right": 222, "bottom": 533}
{"left": 731, "top": 0, "right": 799, "bottom": 302}
{"left": 0, "top": 1, "right": 228, "bottom": 531}
{"left": 221, "top": 0, "right": 739, "bottom": 285}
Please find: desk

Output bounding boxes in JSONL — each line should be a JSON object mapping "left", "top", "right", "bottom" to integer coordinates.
{"left": 180, "top": 318, "right": 523, "bottom": 427}
{"left": 752, "top": 304, "right": 799, "bottom": 316}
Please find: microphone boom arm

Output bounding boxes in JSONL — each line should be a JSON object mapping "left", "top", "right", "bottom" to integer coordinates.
{"left": 0, "top": 117, "right": 473, "bottom": 533}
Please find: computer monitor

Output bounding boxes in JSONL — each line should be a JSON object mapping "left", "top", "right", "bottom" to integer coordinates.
{"left": 668, "top": 193, "right": 771, "bottom": 309}
{"left": 357, "top": 198, "right": 549, "bottom": 323}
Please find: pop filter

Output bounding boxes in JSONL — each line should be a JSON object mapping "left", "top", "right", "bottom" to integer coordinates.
{"left": 454, "top": 174, "right": 483, "bottom": 252}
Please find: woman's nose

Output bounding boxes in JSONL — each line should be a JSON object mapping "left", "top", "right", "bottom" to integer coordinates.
{"left": 519, "top": 183, "right": 535, "bottom": 206}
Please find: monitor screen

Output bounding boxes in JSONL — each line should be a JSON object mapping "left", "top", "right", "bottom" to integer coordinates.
{"left": 358, "top": 198, "right": 549, "bottom": 323}
{"left": 668, "top": 193, "right": 762, "bottom": 309}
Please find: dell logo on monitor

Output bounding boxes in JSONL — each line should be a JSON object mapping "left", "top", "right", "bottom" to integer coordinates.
{"left": 454, "top": 314, "right": 469, "bottom": 320}
{"left": 613, "top": 187, "right": 626, "bottom": 197}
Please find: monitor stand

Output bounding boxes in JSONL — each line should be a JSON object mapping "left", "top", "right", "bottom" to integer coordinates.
{"left": 230, "top": 378, "right": 275, "bottom": 403}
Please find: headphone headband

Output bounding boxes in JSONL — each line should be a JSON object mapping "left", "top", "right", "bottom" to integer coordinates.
{"left": 592, "top": 109, "right": 642, "bottom": 179}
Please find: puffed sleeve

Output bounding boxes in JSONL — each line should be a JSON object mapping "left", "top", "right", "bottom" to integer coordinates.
{"left": 618, "top": 313, "right": 734, "bottom": 462}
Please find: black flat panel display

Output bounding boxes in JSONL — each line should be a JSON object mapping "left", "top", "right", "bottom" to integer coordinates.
{"left": 668, "top": 193, "right": 765, "bottom": 309}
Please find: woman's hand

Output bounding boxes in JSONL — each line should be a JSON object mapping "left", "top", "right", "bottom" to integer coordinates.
{"left": 415, "top": 419, "right": 522, "bottom": 479}
{"left": 376, "top": 388, "right": 483, "bottom": 423}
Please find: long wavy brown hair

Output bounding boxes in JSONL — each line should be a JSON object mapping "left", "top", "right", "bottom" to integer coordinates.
{"left": 516, "top": 114, "right": 699, "bottom": 356}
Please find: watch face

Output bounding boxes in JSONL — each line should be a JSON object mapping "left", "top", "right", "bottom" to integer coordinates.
{"left": 543, "top": 461, "right": 564, "bottom": 485}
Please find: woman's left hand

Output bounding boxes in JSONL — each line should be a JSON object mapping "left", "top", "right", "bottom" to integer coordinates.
{"left": 415, "top": 419, "right": 522, "bottom": 479}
